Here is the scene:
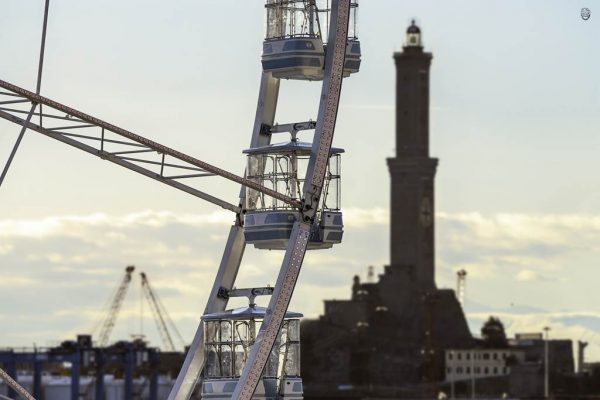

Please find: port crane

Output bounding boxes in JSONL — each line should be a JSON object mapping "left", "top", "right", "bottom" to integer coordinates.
{"left": 96, "top": 265, "right": 136, "bottom": 348}
{"left": 0, "top": 1, "right": 360, "bottom": 399}
{"left": 92, "top": 266, "right": 185, "bottom": 352}
{"left": 141, "top": 272, "right": 186, "bottom": 352}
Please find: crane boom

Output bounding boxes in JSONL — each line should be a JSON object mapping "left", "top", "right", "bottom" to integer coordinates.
{"left": 140, "top": 272, "right": 179, "bottom": 352}
{"left": 98, "top": 265, "right": 135, "bottom": 347}
{"left": 0, "top": 79, "right": 302, "bottom": 211}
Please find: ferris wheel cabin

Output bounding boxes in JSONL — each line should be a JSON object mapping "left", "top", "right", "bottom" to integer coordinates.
{"left": 261, "top": 0, "right": 361, "bottom": 80}
{"left": 201, "top": 305, "right": 303, "bottom": 399}
{"left": 243, "top": 140, "right": 343, "bottom": 250}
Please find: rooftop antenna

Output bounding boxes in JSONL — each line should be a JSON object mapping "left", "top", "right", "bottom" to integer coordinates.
{"left": 577, "top": 340, "right": 589, "bottom": 374}
{"left": 456, "top": 269, "right": 467, "bottom": 307}
{"left": 367, "top": 265, "right": 375, "bottom": 283}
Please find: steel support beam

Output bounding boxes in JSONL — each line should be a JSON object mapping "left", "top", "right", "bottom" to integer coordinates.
{"left": 0, "top": 109, "right": 241, "bottom": 213}
{"left": 95, "top": 352, "right": 105, "bottom": 400}
{"left": 70, "top": 356, "right": 80, "bottom": 400}
{"left": 0, "top": 104, "right": 37, "bottom": 187}
{"left": 0, "top": 0, "right": 49, "bottom": 188}
{"left": 125, "top": 348, "right": 134, "bottom": 400}
{"left": 33, "top": 359, "right": 42, "bottom": 399}
{"left": 0, "top": 79, "right": 301, "bottom": 209}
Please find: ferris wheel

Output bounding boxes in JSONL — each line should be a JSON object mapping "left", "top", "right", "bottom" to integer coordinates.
{"left": 0, "top": 1, "right": 361, "bottom": 399}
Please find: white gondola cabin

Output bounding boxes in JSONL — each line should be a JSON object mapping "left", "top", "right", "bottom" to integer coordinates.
{"left": 244, "top": 139, "right": 343, "bottom": 250}
{"left": 201, "top": 306, "right": 303, "bottom": 399}
{"left": 262, "top": 0, "right": 361, "bottom": 80}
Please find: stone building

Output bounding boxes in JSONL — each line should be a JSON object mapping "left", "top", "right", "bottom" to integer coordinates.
{"left": 301, "top": 21, "right": 473, "bottom": 398}
{"left": 445, "top": 348, "right": 525, "bottom": 382}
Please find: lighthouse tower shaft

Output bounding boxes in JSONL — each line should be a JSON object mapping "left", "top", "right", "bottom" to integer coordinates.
{"left": 387, "top": 22, "right": 438, "bottom": 291}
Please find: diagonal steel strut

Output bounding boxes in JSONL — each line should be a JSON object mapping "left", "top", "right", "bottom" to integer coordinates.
{"left": 0, "top": 79, "right": 302, "bottom": 210}
{"left": 0, "top": 109, "right": 241, "bottom": 213}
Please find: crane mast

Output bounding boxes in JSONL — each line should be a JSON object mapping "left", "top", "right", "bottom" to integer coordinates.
{"left": 97, "top": 265, "right": 135, "bottom": 347}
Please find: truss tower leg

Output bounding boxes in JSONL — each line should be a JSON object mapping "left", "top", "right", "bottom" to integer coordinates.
{"left": 167, "top": 73, "right": 280, "bottom": 400}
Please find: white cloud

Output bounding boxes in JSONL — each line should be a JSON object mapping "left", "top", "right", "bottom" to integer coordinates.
{"left": 0, "top": 276, "right": 38, "bottom": 288}
{"left": 515, "top": 269, "right": 540, "bottom": 282}
{"left": 438, "top": 212, "right": 600, "bottom": 250}
{"left": 0, "top": 210, "right": 234, "bottom": 239}
{"left": 342, "top": 207, "right": 388, "bottom": 228}
{"left": 341, "top": 104, "right": 394, "bottom": 111}
{"left": 0, "top": 209, "right": 599, "bottom": 359}
{"left": 0, "top": 243, "right": 13, "bottom": 255}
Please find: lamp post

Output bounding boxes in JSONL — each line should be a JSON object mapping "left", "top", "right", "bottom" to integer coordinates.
{"left": 544, "top": 326, "right": 551, "bottom": 399}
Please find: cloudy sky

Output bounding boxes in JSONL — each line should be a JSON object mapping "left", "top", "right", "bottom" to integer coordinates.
{"left": 1, "top": 1, "right": 599, "bottom": 362}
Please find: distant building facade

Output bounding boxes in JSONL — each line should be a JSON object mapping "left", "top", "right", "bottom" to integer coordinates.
{"left": 445, "top": 349, "right": 524, "bottom": 382}
{"left": 443, "top": 333, "right": 576, "bottom": 398}
{"left": 509, "top": 335, "right": 575, "bottom": 377}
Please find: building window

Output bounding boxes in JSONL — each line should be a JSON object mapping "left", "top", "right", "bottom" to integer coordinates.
{"left": 466, "top": 367, "right": 470, "bottom": 374}
{"left": 447, "top": 367, "right": 452, "bottom": 373}
{"left": 466, "top": 353, "right": 470, "bottom": 360}
{"left": 493, "top": 367, "right": 498, "bottom": 374}
{"left": 484, "top": 367, "right": 489, "bottom": 374}
{"left": 475, "top": 367, "right": 481, "bottom": 374}
{"left": 457, "top": 367, "right": 463, "bottom": 374}
{"left": 493, "top": 353, "right": 498, "bottom": 360}
{"left": 448, "top": 353, "right": 453, "bottom": 360}
{"left": 457, "top": 353, "right": 462, "bottom": 360}
{"left": 483, "top": 353, "right": 490, "bottom": 360}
